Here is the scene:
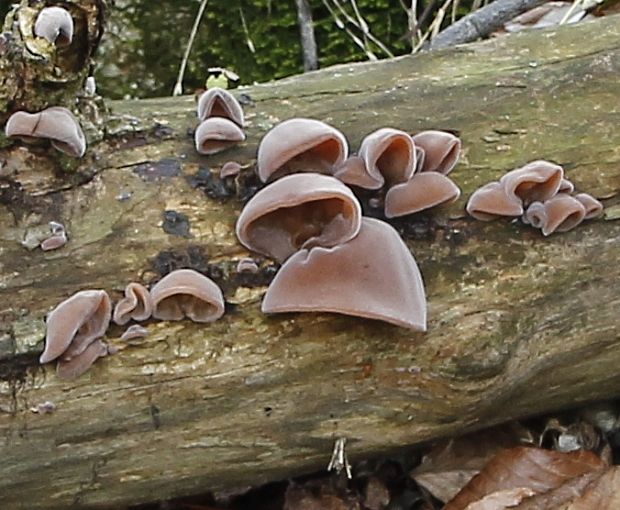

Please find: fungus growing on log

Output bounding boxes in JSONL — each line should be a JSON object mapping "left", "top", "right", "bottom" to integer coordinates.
{"left": 220, "top": 161, "right": 242, "bottom": 178}
{"left": 56, "top": 340, "right": 108, "bottom": 379}
{"left": 385, "top": 172, "right": 461, "bottom": 218}
{"left": 500, "top": 160, "right": 563, "bottom": 206}
{"left": 262, "top": 217, "right": 427, "bottom": 331}
{"left": 197, "top": 87, "right": 244, "bottom": 127}
{"left": 411, "top": 130, "right": 461, "bottom": 174}
{"left": 235, "top": 173, "right": 362, "bottom": 263}
{"left": 256, "top": 118, "right": 348, "bottom": 182}
{"left": 466, "top": 181, "right": 524, "bottom": 220}
{"left": 194, "top": 117, "right": 245, "bottom": 155}
{"left": 40, "top": 290, "right": 112, "bottom": 364}
{"left": 150, "top": 269, "right": 225, "bottom": 323}
{"left": 536, "top": 194, "right": 587, "bottom": 235}
{"left": 34, "top": 6, "right": 74, "bottom": 47}
{"left": 121, "top": 325, "right": 150, "bottom": 342}
{"left": 5, "top": 107, "right": 86, "bottom": 157}
{"left": 574, "top": 193, "right": 604, "bottom": 219}
{"left": 113, "top": 283, "right": 153, "bottom": 325}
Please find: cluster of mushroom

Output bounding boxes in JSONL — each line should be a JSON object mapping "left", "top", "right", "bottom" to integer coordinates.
{"left": 39, "top": 269, "right": 225, "bottom": 379}
{"left": 466, "top": 160, "right": 603, "bottom": 235}
{"left": 194, "top": 87, "right": 246, "bottom": 155}
{"left": 236, "top": 118, "right": 431, "bottom": 331}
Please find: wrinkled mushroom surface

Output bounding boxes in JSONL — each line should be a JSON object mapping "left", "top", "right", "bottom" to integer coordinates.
{"left": 385, "top": 172, "right": 461, "bottom": 218}
{"left": 574, "top": 193, "right": 603, "bottom": 219}
{"left": 56, "top": 340, "right": 108, "bottom": 380}
{"left": 150, "top": 269, "right": 225, "bottom": 323}
{"left": 194, "top": 117, "right": 245, "bottom": 155}
{"left": 34, "top": 6, "right": 74, "bottom": 47}
{"left": 236, "top": 173, "right": 362, "bottom": 263}
{"left": 500, "top": 160, "right": 563, "bottom": 205}
{"left": 113, "top": 282, "right": 153, "bottom": 325}
{"left": 40, "top": 290, "right": 112, "bottom": 364}
{"left": 197, "top": 87, "right": 244, "bottom": 126}
{"left": 262, "top": 217, "right": 427, "bottom": 331}
{"left": 539, "top": 194, "right": 586, "bottom": 235}
{"left": 334, "top": 155, "right": 381, "bottom": 189}
{"left": 256, "top": 118, "right": 348, "bottom": 182}
{"left": 466, "top": 181, "right": 524, "bottom": 220}
{"left": 411, "top": 130, "right": 461, "bottom": 174}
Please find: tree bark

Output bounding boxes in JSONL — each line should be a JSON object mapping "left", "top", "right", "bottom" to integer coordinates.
{"left": 0, "top": 14, "right": 619, "bottom": 510}
{"left": 295, "top": 0, "right": 319, "bottom": 71}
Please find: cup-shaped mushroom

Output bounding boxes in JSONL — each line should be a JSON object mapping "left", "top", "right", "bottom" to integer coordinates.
{"left": 385, "top": 172, "right": 461, "bottom": 218}
{"left": 574, "top": 193, "right": 603, "bottom": 219}
{"left": 262, "top": 217, "right": 426, "bottom": 331}
{"left": 34, "top": 7, "right": 74, "bottom": 47}
{"left": 559, "top": 178, "right": 574, "bottom": 193}
{"left": 56, "top": 340, "right": 108, "bottom": 379}
{"left": 466, "top": 181, "right": 524, "bottom": 221}
{"left": 121, "top": 324, "right": 150, "bottom": 342}
{"left": 5, "top": 107, "right": 86, "bottom": 157}
{"left": 333, "top": 155, "right": 382, "bottom": 189}
{"left": 113, "top": 282, "right": 153, "bottom": 325}
{"left": 194, "top": 117, "right": 245, "bottom": 155}
{"left": 40, "top": 290, "right": 112, "bottom": 364}
{"left": 539, "top": 194, "right": 587, "bottom": 236}
{"left": 356, "top": 128, "right": 416, "bottom": 189}
{"left": 523, "top": 201, "right": 546, "bottom": 228}
{"left": 150, "top": 269, "right": 225, "bottom": 322}
{"left": 236, "top": 173, "right": 362, "bottom": 263}
{"left": 500, "top": 160, "right": 563, "bottom": 206}
{"left": 256, "top": 118, "right": 348, "bottom": 182}
{"left": 197, "top": 87, "right": 244, "bottom": 127}
{"left": 411, "top": 131, "right": 461, "bottom": 174}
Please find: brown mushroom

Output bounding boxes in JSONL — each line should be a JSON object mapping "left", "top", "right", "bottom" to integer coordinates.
{"left": 500, "top": 160, "right": 563, "bottom": 206}
{"left": 538, "top": 194, "right": 587, "bottom": 235}
{"left": 262, "top": 217, "right": 426, "bottom": 331}
{"left": 333, "top": 155, "right": 381, "bottom": 189}
{"left": 466, "top": 181, "right": 524, "bottom": 220}
{"left": 194, "top": 117, "right": 245, "bottom": 155}
{"left": 34, "top": 6, "right": 73, "bottom": 47}
{"left": 40, "top": 290, "right": 112, "bottom": 364}
{"left": 113, "top": 282, "right": 153, "bottom": 325}
{"left": 5, "top": 107, "right": 86, "bottom": 157}
{"left": 121, "top": 324, "right": 150, "bottom": 342}
{"left": 385, "top": 172, "right": 461, "bottom": 218}
{"left": 411, "top": 130, "right": 461, "bottom": 174}
{"left": 574, "top": 193, "right": 603, "bottom": 219}
{"left": 197, "top": 87, "right": 244, "bottom": 127}
{"left": 256, "top": 118, "right": 348, "bottom": 182}
{"left": 150, "top": 269, "right": 225, "bottom": 322}
{"left": 235, "top": 173, "right": 362, "bottom": 263}
{"left": 56, "top": 340, "right": 108, "bottom": 379}
{"left": 220, "top": 161, "right": 242, "bottom": 178}
{"left": 559, "top": 178, "right": 575, "bottom": 193}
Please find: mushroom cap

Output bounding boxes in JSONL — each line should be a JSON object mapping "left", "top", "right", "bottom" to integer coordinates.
{"left": 574, "top": 193, "right": 603, "bottom": 220}
{"left": 411, "top": 130, "right": 461, "bottom": 175}
{"left": 121, "top": 324, "right": 150, "bottom": 342}
{"left": 523, "top": 201, "right": 546, "bottom": 228}
{"left": 220, "top": 161, "right": 242, "bottom": 178}
{"left": 500, "top": 160, "right": 563, "bottom": 206}
{"left": 5, "top": 107, "right": 86, "bottom": 157}
{"left": 540, "top": 194, "right": 586, "bottom": 235}
{"left": 194, "top": 117, "right": 245, "bottom": 155}
{"left": 333, "top": 155, "right": 382, "bottom": 189}
{"left": 466, "top": 181, "right": 524, "bottom": 221}
{"left": 197, "top": 87, "right": 244, "bottom": 126}
{"left": 357, "top": 128, "right": 416, "bottom": 189}
{"left": 385, "top": 172, "right": 461, "bottom": 218}
{"left": 235, "top": 173, "right": 362, "bottom": 263}
{"left": 56, "top": 340, "right": 108, "bottom": 379}
{"left": 150, "top": 269, "right": 225, "bottom": 322}
{"left": 262, "top": 217, "right": 426, "bottom": 331}
{"left": 34, "top": 6, "right": 74, "bottom": 47}
{"left": 40, "top": 290, "right": 112, "bottom": 364}
{"left": 559, "top": 178, "right": 575, "bottom": 194}
{"left": 113, "top": 282, "right": 153, "bottom": 325}
{"left": 256, "top": 118, "right": 348, "bottom": 182}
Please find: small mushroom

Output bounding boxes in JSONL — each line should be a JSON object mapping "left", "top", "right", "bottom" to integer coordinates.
{"left": 256, "top": 118, "right": 348, "bottom": 182}
{"left": 113, "top": 282, "right": 153, "bottom": 325}
{"left": 121, "top": 324, "right": 149, "bottom": 342}
{"left": 385, "top": 172, "right": 461, "bottom": 218}
{"left": 40, "top": 290, "right": 112, "bottom": 364}
{"left": 574, "top": 193, "right": 603, "bottom": 219}
{"left": 150, "top": 269, "right": 225, "bottom": 323}
{"left": 236, "top": 257, "right": 259, "bottom": 274}
{"left": 194, "top": 117, "right": 245, "bottom": 155}
{"left": 220, "top": 161, "right": 242, "bottom": 178}
{"left": 559, "top": 178, "right": 574, "bottom": 193}
{"left": 56, "top": 340, "right": 108, "bottom": 379}
{"left": 411, "top": 130, "right": 461, "bottom": 174}
{"left": 197, "top": 87, "right": 244, "bottom": 127}
{"left": 40, "top": 230, "right": 67, "bottom": 251}
{"left": 538, "top": 194, "right": 587, "bottom": 235}
{"left": 523, "top": 201, "right": 546, "bottom": 228}
{"left": 34, "top": 7, "right": 74, "bottom": 47}
{"left": 262, "top": 217, "right": 426, "bottom": 331}
{"left": 5, "top": 107, "right": 86, "bottom": 157}
{"left": 500, "top": 160, "right": 563, "bottom": 206}
{"left": 236, "top": 173, "right": 362, "bottom": 263}
{"left": 466, "top": 181, "right": 524, "bottom": 220}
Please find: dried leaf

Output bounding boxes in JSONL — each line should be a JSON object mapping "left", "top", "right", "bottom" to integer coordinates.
{"left": 465, "top": 487, "right": 535, "bottom": 510}
{"left": 561, "top": 466, "right": 620, "bottom": 510}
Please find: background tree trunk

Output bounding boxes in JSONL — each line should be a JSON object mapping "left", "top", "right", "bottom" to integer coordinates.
{"left": 0, "top": 14, "right": 619, "bottom": 510}
{"left": 295, "top": 0, "right": 319, "bottom": 71}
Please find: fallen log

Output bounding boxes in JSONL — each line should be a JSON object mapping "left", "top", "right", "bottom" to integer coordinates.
{"left": 0, "top": 13, "right": 619, "bottom": 510}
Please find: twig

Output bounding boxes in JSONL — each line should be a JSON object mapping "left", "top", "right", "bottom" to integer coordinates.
{"left": 172, "top": 0, "right": 209, "bottom": 96}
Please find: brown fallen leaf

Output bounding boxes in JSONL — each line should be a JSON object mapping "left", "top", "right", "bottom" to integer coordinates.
{"left": 465, "top": 487, "right": 535, "bottom": 510}
{"left": 443, "top": 447, "right": 607, "bottom": 510}
{"left": 561, "top": 466, "right": 620, "bottom": 510}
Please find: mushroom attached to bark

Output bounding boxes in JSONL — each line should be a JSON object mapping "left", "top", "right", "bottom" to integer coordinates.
{"left": 262, "top": 217, "right": 427, "bottom": 331}
{"left": 522, "top": 201, "right": 546, "bottom": 227}
{"left": 500, "top": 160, "right": 563, "bottom": 206}
{"left": 559, "top": 178, "right": 575, "bottom": 193}
{"left": 150, "top": 269, "right": 225, "bottom": 323}
{"left": 40, "top": 290, "right": 112, "bottom": 364}
{"left": 5, "top": 107, "right": 86, "bottom": 157}
{"left": 56, "top": 340, "right": 108, "bottom": 379}
{"left": 236, "top": 173, "right": 362, "bottom": 263}
{"left": 197, "top": 87, "right": 244, "bottom": 127}
{"left": 385, "top": 172, "right": 461, "bottom": 218}
{"left": 537, "top": 194, "right": 587, "bottom": 235}
{"left": 341, "top": 128, "right": 415, "bottom": 190}
{"left": 411, "top": 130, "right": 461, "bottom": 174}
{"left": 34, "top": 7, "right": 74, "bottom": 47}
{"left": 574, "top": 193, "right": 603, "bottom": 219}
{"left": 466, "top": 181, "right": 524, "bottom": 220}
{"left": 194, "top": 117, "right": 245, "bottom": 155}
{"left": 113, "top": 283, "right": 153, "bottom": 325}
{"left": 256, "top": 118, "right": 348, "bottom": 182}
